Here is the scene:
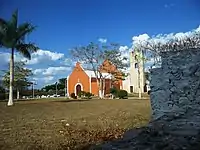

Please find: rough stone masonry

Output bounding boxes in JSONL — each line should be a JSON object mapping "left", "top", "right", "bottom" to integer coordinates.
{"left": 90, "top": 48, "right": 200, "bottom": 150}
{"left": 150, "top": 48, "right": 200, "bottom": 123}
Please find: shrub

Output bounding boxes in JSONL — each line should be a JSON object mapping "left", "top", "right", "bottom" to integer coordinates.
{"left": 81, "top": 91, "right": 86, "bottom": 96}
{"left": 85, "top": 92, "right": 93, "bottom": 99}
{"left": 0, "top": 93, "right": 6, "bottom": 100}
{"left": 110, "top": 87, "right": 119, "bottom": 98}
{"left": 81, "top": 91, "right": 86, "bottom": 94}
{"left": 77, "top": 92, "right": 82, "bottom": 98}
{"left": 70, "top": 93, "right": 77, "bottom": 99}
{"left": 118, "top": 90, "right": 128, "bottom": 99}
{"left": 128, "top": 93, "right": 149, "bottom": 97}
{"left": 78, "top": 91, "right": 87, "bottom": 98}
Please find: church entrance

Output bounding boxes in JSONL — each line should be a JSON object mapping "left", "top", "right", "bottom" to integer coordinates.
{"left": 76, "top": 84, "right": 81, "bottom": 96}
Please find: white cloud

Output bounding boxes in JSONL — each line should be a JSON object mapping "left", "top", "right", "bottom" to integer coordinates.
{"left": 63, "top": 58, "right": 76, "bottom": 66}
{"left": 42, "top": 66, "right": 71, "bottom": 76}
{"left": 0, "top": 52, "right": 24, "bottom": 67}
{"left": 98, "top": 38, "right": 107, "bottom": 43}
{"left": 33, "top": 66, "right": 71, "bottom": 78}
{"left": 119, "top": 46, "right": 130, "bottom": 70}
{"left": 131, "top": 25, "right": 200, "bottom": 69}
{"left": 0, "top": 53, "right": 10, "bottom": 66}
{"left": 149, "top": 31, "right": 193, "bottom": 44}
{"left": 23, "top": 49, "right": 64, "bottom": 65}
{"left": 164, "top": 3, "right": 175, "bottom": 8}
{"left": 132, "top": 34, "right": 150, "bottom": 46}
{"left": 195, "top": 26, "right": 200, "bottom": 32}
{"left": 0, "top": 49, "right": 72, "bottom": 88}
{"left": 132, "top": 25, "right": 200, "bottom": 46}
{"left": 32, "top": 76, "right": 54, "bottom": 84}
{"left": 119, "top": 46, "right": 129, "bottom": 59}
{"left": 0, "top": 50, "right": 64, "bottom": 67}
{"left": 32, "top": 77, "right": 39, "bottom": 81}
{"left": 43, "top": 76, "right": 54, "bottom": 83}
{"left": 1, "top": 50, "right": 65, "bottom": 65}
{"left": 33, "top": 69, "right": 44, "bottom": 75}
{"left": 119, "top": 46, "right": 129, "bottom": 52}
{"left": 155, "top": 26, "right": 200, "bottom": 42}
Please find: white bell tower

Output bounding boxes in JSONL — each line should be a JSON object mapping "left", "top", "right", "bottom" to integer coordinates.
{"left": 129, "top": 50, "right": 145, "bottom": 93}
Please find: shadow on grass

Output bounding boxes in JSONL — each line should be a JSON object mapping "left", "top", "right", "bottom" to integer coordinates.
{"left": 0, "top": 100, "right": 7, "bottom": 102}
{"left": 52, "top": 99, "right": 90, "bottom": 103}
{"left": 0, "top": 99, "right": 91, "bottom": 103}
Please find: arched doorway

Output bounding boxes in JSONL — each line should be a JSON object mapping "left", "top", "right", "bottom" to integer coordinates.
{"left": 76, "top": 84, "right": 81, "bottom": 96}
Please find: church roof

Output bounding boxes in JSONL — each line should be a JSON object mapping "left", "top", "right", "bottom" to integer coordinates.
{"left": 84, "top": 70, "right": 112, "bottom": 79}
{"left": 74, "top": 61, "right": 113, "bottom": 79}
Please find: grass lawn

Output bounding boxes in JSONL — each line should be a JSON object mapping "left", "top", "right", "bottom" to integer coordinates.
{"left": 0, "top": 99, "right": 151, "bottom": 150}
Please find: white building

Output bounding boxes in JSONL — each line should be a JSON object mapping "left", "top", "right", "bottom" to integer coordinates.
{"left": 122, "top": 51, "right": 147, "bottom": 93}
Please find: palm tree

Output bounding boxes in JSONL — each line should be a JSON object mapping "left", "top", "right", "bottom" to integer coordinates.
{"left": 0, "top": 10, "right": 39, "bottom": 106}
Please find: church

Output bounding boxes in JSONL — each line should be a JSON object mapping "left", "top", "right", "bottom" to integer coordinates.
{"left": 66, "top": 60, "right": 123, "bottom": 97}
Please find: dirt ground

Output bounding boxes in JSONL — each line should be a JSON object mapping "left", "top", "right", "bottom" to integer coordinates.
{"left": 0, "top": 99, "right": 151, "bottom": 150}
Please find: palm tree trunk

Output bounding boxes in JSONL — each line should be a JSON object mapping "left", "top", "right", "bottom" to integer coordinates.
{"left": 8, "top": 48, "right": 14, "bottom": 106}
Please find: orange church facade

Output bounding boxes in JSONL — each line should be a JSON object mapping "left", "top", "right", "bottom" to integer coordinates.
{"left": 66, "top": 61, "right": 123, "bottom": 97}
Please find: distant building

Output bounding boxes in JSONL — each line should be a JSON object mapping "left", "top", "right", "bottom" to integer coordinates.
{"left": 122, "top": 50, "right": 147, "bottom": 93}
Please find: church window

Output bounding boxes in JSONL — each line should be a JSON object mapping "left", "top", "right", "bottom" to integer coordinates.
{"left": 135, "top": 63, "right": 138, "bottom": 68}
{"left": 130, "top": 86, "right": 133, "bottom": 93}
{"left": 135, "top": 55, "right": 137, "bottom": 60}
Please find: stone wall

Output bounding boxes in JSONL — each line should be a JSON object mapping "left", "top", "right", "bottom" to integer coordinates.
{"left": 150, "top": 48, "right": 200, "bottom": 120}
{"left": 90, "top": 48, "right": 200, "bottom": 150}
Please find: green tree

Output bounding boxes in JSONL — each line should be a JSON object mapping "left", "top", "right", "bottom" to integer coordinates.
{"left": 41, "top": 78, "right": 66, "bottom": 96}
{"left": 41, "top": 84, "right": 56, "bottom": 92}
{"left": 0, "top": 10, "right": 39, "bottom": 106}
{"left": 3, "top": 61, "right": 33, "bottom": 99}
{"left": 57, "top": 78, "right": 66, "bottom": 90}
{"left": 0, "top": 85, "right": 6, "bottom": 100}
{"left": 0, "top": 84, "right": 5, "bottom": 93}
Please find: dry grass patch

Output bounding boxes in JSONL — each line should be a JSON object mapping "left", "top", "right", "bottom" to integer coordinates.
{"left": 0, "top": 99, "right": 151, "bottom": 150}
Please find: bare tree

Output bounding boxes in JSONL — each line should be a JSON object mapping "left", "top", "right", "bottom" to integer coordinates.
{"left": 70, "top": 42, "right": 128, "bottom": 99}
{"left": 140, "top": 30, "right": 200, "bottom": 54}
{"left": 135, "top": 31, "right": 200, "bottom": 71}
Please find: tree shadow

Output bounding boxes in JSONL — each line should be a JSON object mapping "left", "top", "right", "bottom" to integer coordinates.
{"left": 0, "top": 99, "right": 91, "bottom": 103}
{"left": 52, "top": 99, "right": 90, "bottom": 103}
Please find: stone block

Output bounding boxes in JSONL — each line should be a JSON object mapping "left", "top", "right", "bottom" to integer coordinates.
{"left": 178, "top": 97, "right": 190, "bottom": 106}
{"left": 150, "top": 49, "right": 200, "bottom": 121}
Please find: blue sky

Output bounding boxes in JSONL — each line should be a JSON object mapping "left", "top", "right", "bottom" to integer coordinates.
{"left": 0, "top": 0, "right": 200, "bottom": 88}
